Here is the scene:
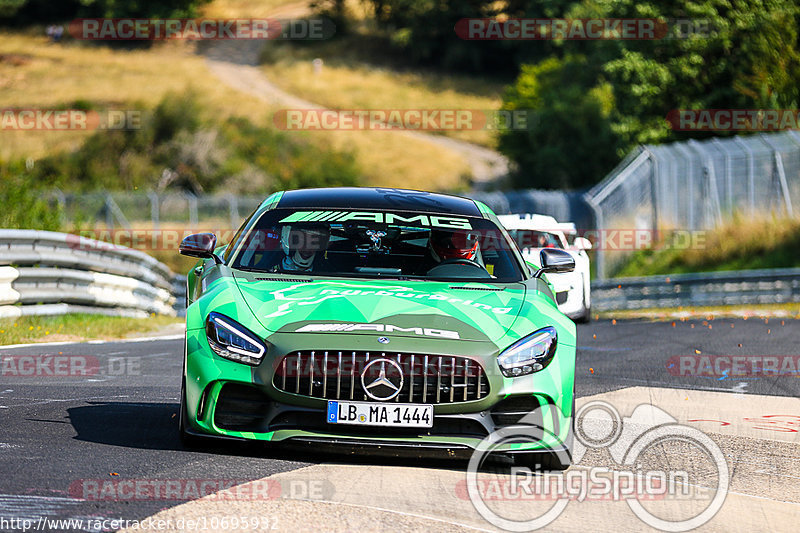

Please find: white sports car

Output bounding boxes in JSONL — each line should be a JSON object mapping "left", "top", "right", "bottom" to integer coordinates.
{"left": 498, "top": 214, "right": 592, "bottom": 322}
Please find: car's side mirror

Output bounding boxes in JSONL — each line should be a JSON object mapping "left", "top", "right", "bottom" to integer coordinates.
{"left": 534, "top": 249, "right": 575, "bottom": 277}
{"left": 574, "top": 236, "right": 592, "bottom": 250}
{"left": 180, "top": 233, "right": 222, "bottom": 264}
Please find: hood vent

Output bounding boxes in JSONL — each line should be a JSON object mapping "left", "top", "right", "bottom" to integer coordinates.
{"left": 448, "top": 286, "right": 505, "bottom": 291}
{"left": 255, "top": 277, "right": 312, "bottom": 283}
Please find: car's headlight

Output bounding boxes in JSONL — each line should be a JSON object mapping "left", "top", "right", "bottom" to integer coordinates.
{"left": 205, "top": 312, "right": 267, "bottom": 366}
{"left": 497, "top": 326, "right": 557, "bottom": 377}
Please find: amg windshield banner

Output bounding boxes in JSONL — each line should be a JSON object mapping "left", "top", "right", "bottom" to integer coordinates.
{"left": 279, "top": 211, "right": 473, "bottom": 229}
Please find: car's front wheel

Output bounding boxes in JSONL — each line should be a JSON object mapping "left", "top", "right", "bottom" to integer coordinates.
{"left": 574, "top": 304, "right": 592, "bottom": 324}
{"left": 179, "top": 376, "right": 203, "bottom": 448}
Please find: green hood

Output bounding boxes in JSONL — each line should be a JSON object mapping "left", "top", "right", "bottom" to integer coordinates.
{"left": 233, "top": 274, "right": 534, "bottom": 343}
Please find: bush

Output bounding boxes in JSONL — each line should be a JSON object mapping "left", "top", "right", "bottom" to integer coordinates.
{"left": 499, "top": 56, "right": 621, "bottom": 189}
{"left": 1, "top": 0, "right": 210, "bottom": 23}
{"left": 0, "top": 163, "right": 62, "bottom": 230}
{"left": 24, "top": 91, "right": 361, "bottom": 194}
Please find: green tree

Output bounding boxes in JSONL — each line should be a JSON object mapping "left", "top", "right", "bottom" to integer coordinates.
{"left": 499, "top": 56, "right": 620, "bottom": 189}
{"left": 25, "top": 91, "right": 361, "bottom": 194}
{"left": 500, "top": 0, "right": 800, "bottom": 188}
{"left": 0, "top": 163, "right": 62, "bottom": 230}
{"left": 0, "top": 0, "right": 210, "bottom": 22}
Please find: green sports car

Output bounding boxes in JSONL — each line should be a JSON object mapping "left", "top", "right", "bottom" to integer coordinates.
{"left": 178, "top": 187, "right": 577, "bottom": 468}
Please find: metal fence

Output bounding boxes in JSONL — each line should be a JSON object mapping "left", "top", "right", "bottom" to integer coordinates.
{"left": 51, "top": 191, "right": 267, "bottom": 231}
{"left": 591, "top": 268, "right": 800, "bottom": 311}
{"left": 469, "top": 189, "right": 594, "bottom": 230}
{"left": 46, "top": 131, "right": 800, "bottom": 281}
{"left": 586, "top": 131, "right": 800, "bottom": 278}
{"left": 51, "top": 189, "right": 597, "bottom": 235}
{"left": 0, "top": 230, "right": 179, "bottom": 318}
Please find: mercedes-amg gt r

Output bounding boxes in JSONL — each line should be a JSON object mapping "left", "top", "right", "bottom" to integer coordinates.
{"left": 178, "top": 187, "right": 577, "bottom": 468}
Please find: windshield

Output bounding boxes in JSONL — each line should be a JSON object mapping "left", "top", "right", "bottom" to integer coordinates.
{"left": 507, "top": 229, "right": 565, "bottom": 250}
{"left": 228, "top": 209, "right": 525, "bottom": 282}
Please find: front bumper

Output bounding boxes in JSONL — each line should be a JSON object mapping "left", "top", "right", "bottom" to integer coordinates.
{"left": 183, "top": 329, "right": 575, "bottom": 454}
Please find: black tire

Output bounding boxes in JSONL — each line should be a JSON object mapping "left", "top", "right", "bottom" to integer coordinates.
{"left": 574, "top": 304, "right": 592, "bottom": 324}
{"left": 179, "top": 376, "right": 204, "bottom": 448}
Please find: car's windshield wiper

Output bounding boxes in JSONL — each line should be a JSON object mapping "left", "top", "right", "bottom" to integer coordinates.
{"left": 234, "top": 266, "right": 274, "bottom": 273}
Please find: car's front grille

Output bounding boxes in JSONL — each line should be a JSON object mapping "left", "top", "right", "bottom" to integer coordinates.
{"left": 273, "top": 351, "right": 490, "bottom": 404}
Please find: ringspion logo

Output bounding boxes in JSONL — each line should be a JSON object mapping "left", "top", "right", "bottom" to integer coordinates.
{"left": 465, "top": 401, "right": 729, "bottom": 531}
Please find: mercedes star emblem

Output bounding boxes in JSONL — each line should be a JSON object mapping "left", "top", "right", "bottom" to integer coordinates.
{"left": 378, "top": 337, "right": 390, "bottom": 344}
{"left": 361, "top": 358, "right": 403, "bottom": 401}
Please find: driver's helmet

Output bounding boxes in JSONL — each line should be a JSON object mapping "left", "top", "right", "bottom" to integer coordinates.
{"left": 280, "top": 223, "right": 330, "bottom": 270}
{"left": 429, "top": 229, "right": 479, "bottom": 262}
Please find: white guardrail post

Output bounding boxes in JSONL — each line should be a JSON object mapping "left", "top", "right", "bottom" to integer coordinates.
{"left": 0, "top": 229, "right": 184, "bottom": 319}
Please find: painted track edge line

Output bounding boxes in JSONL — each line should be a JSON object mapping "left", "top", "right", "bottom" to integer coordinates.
{"left": 274, "top": 498, "right": 496, "bottom": 532}
{"left": 0, "top": 333, "right": 185, "bottom": 350}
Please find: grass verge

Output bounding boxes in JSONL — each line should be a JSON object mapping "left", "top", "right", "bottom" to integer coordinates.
{"left": 0, "top": 314, "right": 183, "bottom": 345}
{"left": 612, "top": 216, "right": 800, "bottom": 277}
{"left": 258, "top": 3, "right": 506, "bottom": 149}
{"left": 1, "top": 24, "right": 470, "bottom": 190}
{"left": 202, "top": 0, "right": 305, "bottom": 17}
{"left": 260, "top": 40, "right": 505, "bottom": 148}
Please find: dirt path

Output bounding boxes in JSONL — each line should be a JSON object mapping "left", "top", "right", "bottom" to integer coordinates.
{"left": 199, "top": 8, "right": 509, "bottom": 187}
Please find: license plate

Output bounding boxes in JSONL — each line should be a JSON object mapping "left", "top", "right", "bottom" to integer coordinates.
{"left": 327, "top": 400, "right": 433, "bottom": 428}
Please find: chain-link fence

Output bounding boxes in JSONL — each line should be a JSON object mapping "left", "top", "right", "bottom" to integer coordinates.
{"left": 52, "top": 189, "right": 596, "bottom": 232}
{"left": 51, "top": 191, "right": 266, "bottom": 231}
{"left": 585, "top": 131, "right": 800, "bottom": 278}
{"left": 469, "top": 189, "right": 593, "bottom": 229}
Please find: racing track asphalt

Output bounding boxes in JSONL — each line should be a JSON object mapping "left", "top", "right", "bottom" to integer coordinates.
{"left": 0, "top": 317, "right": 797, "bottom": 532}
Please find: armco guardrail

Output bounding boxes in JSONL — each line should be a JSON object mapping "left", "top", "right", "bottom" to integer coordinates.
{"left": 0, "top": 229, "right": 179, "bottom": 318}
{"left": 591, "top": 268, "right": 800, "bottom": 311}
